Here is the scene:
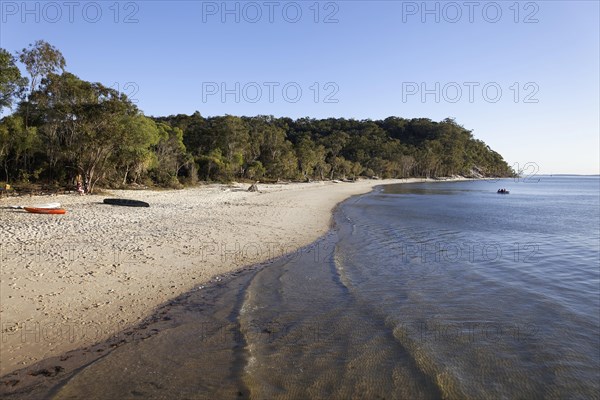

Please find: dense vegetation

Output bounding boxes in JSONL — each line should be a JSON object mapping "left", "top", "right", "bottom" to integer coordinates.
{"left": 1, "top": 41, "right": 514, "bottom": 192}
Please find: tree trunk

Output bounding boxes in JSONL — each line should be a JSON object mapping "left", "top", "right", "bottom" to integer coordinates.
{"left": 122, "top": 166, "right": 130, "bottom": 185}
{"left": 84, "top": 170, "right": 92, "bottom": 193}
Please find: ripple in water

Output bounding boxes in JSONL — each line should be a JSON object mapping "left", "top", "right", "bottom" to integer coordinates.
{"left": 47, "top": 176, "right": 599, "bottom": 399}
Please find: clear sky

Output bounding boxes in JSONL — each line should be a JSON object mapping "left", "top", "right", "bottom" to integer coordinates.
{"left": 1, "top": 1, "right": 598, "bottom": 174}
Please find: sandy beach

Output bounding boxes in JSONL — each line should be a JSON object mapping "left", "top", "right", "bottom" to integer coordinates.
{"left": 0, "top": 178, "right": 446, "bottom": 376}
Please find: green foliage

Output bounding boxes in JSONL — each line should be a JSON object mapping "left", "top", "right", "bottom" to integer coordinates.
{"left": 113, "top": 115, "right": 161, "bottom": 186}
{"left": 24, "top": 71, "right": 148, "bottom": 192}
{"left": 140, "top": 111, "right": 517, "bottom": 183}
{"left": 18, "top": 40, "right": 66, "bottom": 94}
{"left": 0, "top": 48, "right": 28, "bottom": 113}
{"left": 196, "top": 148, "right": 226, "bottom": 181}
{"left": 1, "top": 41, "right": 515, "bottom": 189}
{"left": 0, "top": 114, "right": 40, "bottom": 181}
{"left": 246, "top": 160, "right": 266, "bottom": 180}
{"left": 149, "top": 123, "right": 189, "bottom": 186}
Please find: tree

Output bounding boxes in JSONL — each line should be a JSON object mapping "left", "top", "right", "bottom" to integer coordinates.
{"left": 331, "top": 156, "right": 353, "bottom": 179}
{"left": 28, "top": 72, "right": 153, "bottom": 192}
{"left": 114, "top": 115, "right": 161, "bottom": 185}
{"left": 296, "top": 137, "right": 320, "bottom": 179}
{"left": 208, "top": 116, "right": 250, "bottom": 179}
{"left": 0, "top": 115, "right": 39, "bottom": 182}
{"left": 399, "top": 155, "right": 416, "bottom": 177}
{"left": 259, "top": 124, "right": 294, "bottom": 178}
{"left": 2, "top": 41, "right": 516, "bottom": 187}
{"left": 18, "top": 40, "right": 66, "bottom": 95}
{"left": 246, "top": 160, "right": 266, "bottom": 180}
{"left": 270, "top": 141, "right": 299, "bottom": 180}
{"left": 150, "top": 123, "right": 189, "bottom": 186}
{"left": 0, "top": 48, "right": 28, "bottom": 114}
{"left": 320, "top": 130, "right": 349, "bottom": 179}
{"left": 197, "top": 148, "right": 226, "bottom": 181}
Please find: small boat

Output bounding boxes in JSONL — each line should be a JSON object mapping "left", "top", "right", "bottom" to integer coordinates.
{"left": 103, "top": 198, "right": 150, "bottom": 208}
{"left": 497, "top": 189, "right": 510, "bottom": 194}
{"left": 11, "top": 202, "right": 61, "bottom": 209}
{"left": 24, "top": 207, "right": 67, "bottom": 214}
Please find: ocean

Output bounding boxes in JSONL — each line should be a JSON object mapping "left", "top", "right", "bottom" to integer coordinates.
{"left": 50, "top": 176, "right": 600, "bottom": 399}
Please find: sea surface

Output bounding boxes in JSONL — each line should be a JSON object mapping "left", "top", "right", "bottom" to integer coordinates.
{"left": 50, "top": 176, "right": 600, "bottom": 399}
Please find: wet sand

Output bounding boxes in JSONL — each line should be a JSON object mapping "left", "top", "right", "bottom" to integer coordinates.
{"left": 2, "top": 179, "right": 432, "bottom": 378}
{"left": 1, "top": 178, "right": 475, "bottom": 397}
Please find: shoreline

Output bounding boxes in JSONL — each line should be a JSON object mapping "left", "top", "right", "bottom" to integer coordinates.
{"left": 0, "top": 177, "right": 473, "bottom": 393}
{"left": 0, "top": 179, "right": 402, "bottom": 374}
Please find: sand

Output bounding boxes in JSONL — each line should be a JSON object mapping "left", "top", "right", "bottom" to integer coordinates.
{"left": 1, "top": 178, "right": 444, "bottom": 376}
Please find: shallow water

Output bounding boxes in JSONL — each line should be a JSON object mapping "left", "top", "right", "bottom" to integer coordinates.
{"left": 50, "top": 176, "right": 600, "bottom": 399}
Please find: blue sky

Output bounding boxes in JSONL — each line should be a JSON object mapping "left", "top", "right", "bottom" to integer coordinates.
{"left": 1, "top": 1, "right": 598, "bottom": 174}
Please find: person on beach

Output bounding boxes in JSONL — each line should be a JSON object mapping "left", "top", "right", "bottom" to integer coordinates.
{"left": 77, "top": 180, "right": 85, "bottom": 195}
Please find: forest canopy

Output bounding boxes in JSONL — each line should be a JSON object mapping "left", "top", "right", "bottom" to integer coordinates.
{"left": 0, "top": 41, "right": 514, "bottom": 192}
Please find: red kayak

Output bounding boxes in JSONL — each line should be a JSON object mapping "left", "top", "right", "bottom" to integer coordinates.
{"left": 24, "top": 207, "right": 67, "bottom": 215}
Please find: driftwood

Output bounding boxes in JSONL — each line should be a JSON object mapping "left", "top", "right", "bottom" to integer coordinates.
{"left": 248, "top": 182, "right": 259, "bottom": 192}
